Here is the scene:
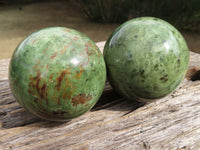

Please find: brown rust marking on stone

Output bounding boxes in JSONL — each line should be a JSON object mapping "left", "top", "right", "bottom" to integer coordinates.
{"left": 43, "top": 47, "right": 49, "bottom": 53}
{"left": 62, "top": 87, "right": 74, "bottom": 100}
{"left": 96, "top": 48, "right": 102, "bottom": 58}
{"left": 64, "top": 28, "right": 71, "bottom": 33}
{"left": 153, "top": 86, "right": 158, "bottom": 90}
{"left": 62, "top": 93, "right": 68, "bottom": 99}
{"left": 49, "top": 74, "right": 53, "bottom": 80}
{"left": 63, "top": 45, "right": 68, "bottom": 49}
{"left": 61, "top": 49, "right": 65, "bottom": 55}
{"left": 84, "top": 43, "right": 94, "bottom": 57}
{"left": 61, "top": 45, "right": 69, "bottom": 55}
{"left": 50, "top": 52, "right": 57, "bottom": 59}
{"left": 41, "top": 83, "right": 48, "bottom": 105}
{"left": 76, "top": 67, "right": 85, "bottom": 79}
{"left": 56, "top": 87, "right": 68, "bottom": 105}
{"left": 33, "top": 64, "right": 38, "bottom": 69}
{"left": 32, "top": 39, "right": 38, "bottom": 44}
{"left": 85, "top": 103, "right": 89, "bottom": 107}
{"left": 46, "top": 64, "right": 49, "bottom": 70}
{"left": 71, "top": 48, "right": 76, "bottom": 52}
{"left": 37, "top": 59, "right": 41, "bottom": 64}
{"left": 57, "top": 95, "right": 62, "bottom": 105}
{"left": 33, "top": 60, "right": 42, "bottom": 70}
{"left": 61, "top": 49, "right": 66, "bottom": 55}
{"left": 80, "top": 51, "right": 89, "bottom": 66}
{"left": 66, "top": 77, "right": 71, "bottom": 88}
{"left": 30, "top": 72, "right": 41, "bottom": 91}
{"left": 85, "top": 40, "right": 101, "bottom": 57}
{"left": 56, "top": 68, "right": 71, "bottom": 90}
{"left": 28, "top": 72, "right": 49, "bottom": 105}
{"left": 34, "top": 98, "right": 38, "bottom": 103}
{"left": 71, "top": 94, "right": 92, "bottom": 106}
{"left": 51, "top": 94, "right": 57, "bottom": 104}
{"left": 160, "top": 74, "right": 168, "bottom": 82}
{"left": 28, "top": 88, "right": 34, "bottom": 95}
{"left": 56, "top": 72, "right": 66, "bottom": 90}
{"left": 68, "top": 90, "right": 73, "bottom": 99}
{"left": 73, "top": 36, "right": 79, "bottom": 41}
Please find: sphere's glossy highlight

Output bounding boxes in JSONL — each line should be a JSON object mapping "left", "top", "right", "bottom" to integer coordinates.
{"left": 103, "top": 17, "right": 189, "bottom": 102}
{"left": 9, "top": 27, "right": 106, "bottom": 121}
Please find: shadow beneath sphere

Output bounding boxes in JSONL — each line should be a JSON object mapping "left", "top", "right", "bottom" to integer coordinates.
{"left": 92, "top": 88, "right": 146, "bottom": 114}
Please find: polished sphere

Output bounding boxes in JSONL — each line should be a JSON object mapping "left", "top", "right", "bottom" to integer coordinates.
{"left": 9, "top": 27, "right": 106, "bottom": 121}
{"left": 103, "top": 17, "right": 189, "bottom": 102}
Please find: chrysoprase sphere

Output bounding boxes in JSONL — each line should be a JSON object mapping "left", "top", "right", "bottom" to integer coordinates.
{"left": 103, "top": 17, "right": 189, "bottom": 102}
{"left": 9, "top": 27, "right": 106, "bottom": 121}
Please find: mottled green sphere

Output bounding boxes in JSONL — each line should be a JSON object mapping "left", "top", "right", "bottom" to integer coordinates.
{"left": 9, "top": 27, "right": 106, "bottom": 121}
{"left": 103, "top": 17, "right": 189, "bottom": 102}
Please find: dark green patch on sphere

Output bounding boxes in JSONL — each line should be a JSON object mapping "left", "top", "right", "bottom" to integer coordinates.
{"left": 9, "top": 27, "right": 106, "bottom": 121}
{"left": 103, "top": 17, "right": 189, "bottom": 102}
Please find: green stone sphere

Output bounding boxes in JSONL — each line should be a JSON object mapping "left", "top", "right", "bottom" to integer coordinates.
{"left": 103, "top": 17, "right": 189, "bottom": 102}
{"left": 9, "top": 27, "right": 106, "bottom": 121}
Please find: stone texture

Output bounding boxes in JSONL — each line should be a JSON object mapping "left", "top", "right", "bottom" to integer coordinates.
{"left": 9, "top": 27, "right": 106, "bottom": 121}
{"left": 104, "top": 17, "right": 189, "bottom": 101}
